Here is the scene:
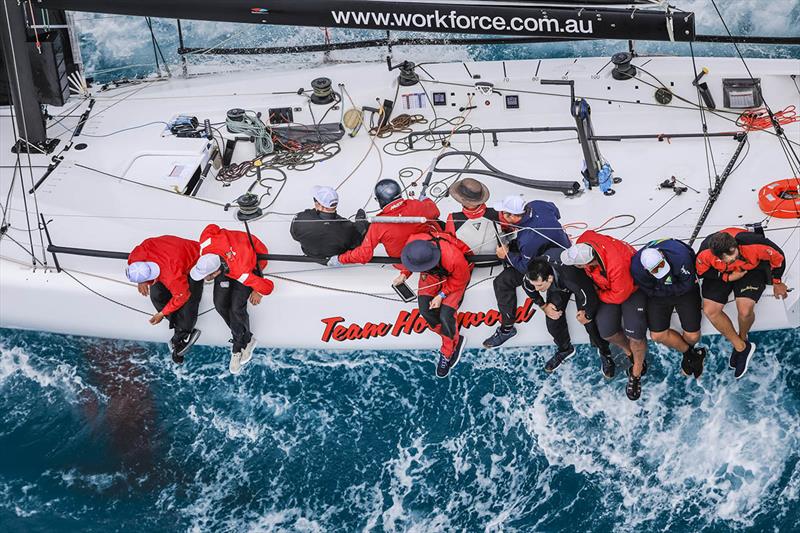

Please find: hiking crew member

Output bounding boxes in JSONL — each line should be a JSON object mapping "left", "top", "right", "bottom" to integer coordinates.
{"left": 193, "top": 224, "right": 275, "bottom": 375}
{"left": 126, "top": 235, "right": 202, "bottom": 364}
{"left": 696, "top": 227, "right": 787, "bottom": 379}
{"left": 525, "top": 250, "right": 615, "bottom": 376}
{"left": 444, "top": 178, "right": 501, "bottom": 260}
{"left": 329, "top": 179, "right": 440, "bottom": 269}
{"left": 631, "top": 238, "right": 706, "bottom": 379}
{"left": 397, "top": 232, "right": 472, "bottom": 378}
{"left": 483, "top": 195, "right": 571, "bottom": 348}
{"left": 290, "top": 185, "right": 368, "bottom": 262}
{"left": 562, "top": 231, "right": 648, "bottom": 401}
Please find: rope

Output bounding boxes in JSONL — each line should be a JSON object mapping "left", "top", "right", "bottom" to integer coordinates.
{"left": 225, "top": 110, "right": 274, "bottom": 156}
{"left": 369, "top": 113, "right": 428, "bottom": 137}
{"left": 266, "top": 272, "right": 402, "bottom": 302}
{"left": 737, "top": 106, "right": 798, "bottom": 132}
{"left": 74, "top": 163, "right": 228, "bottom": 208}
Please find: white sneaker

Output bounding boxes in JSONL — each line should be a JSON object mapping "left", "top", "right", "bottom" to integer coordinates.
{"left": 240, "top": 336, "right": 257, "bottom": 367}
{"left": 229, "top": 350, "right": 244, "bottom": 375}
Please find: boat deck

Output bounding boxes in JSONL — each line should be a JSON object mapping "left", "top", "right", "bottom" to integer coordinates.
{"left": 1, "top": 55, "right": 799, "bottom": 349}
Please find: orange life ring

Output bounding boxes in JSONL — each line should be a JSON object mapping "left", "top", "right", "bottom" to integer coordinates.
{"left": 758, "top": 178, "right": 800, "bottom": 219}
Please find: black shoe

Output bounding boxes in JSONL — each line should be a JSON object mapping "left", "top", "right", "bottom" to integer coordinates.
{"left": 680, "top": 349, "right": 694, "bottom": 377}
{"left": 436, "top": 353, "right": 451, "bottom": 378}
{"left": 482, "top": 326, "right": 517, "bottom": 348}
{"left": 545, "top": 346, "right": 575, "bottom": 373}
{"left": 626, "top": 370, "right": 641, "bottom": 401}
{"left": 448, "top": 335, "right": 465, "bottom": 372}
{"left": 171, "top": 329, "right": 201, "bottom": 364}
{"left": 599, "top": 350, "right": 616, "bottom": 379}
{"left": 692, "top": 347, "right": 707, "bottom": 379}
{"left": 731, "top": 336, "right": 748, "bottom": 369}
{"left": 733, "top": 341, "right": 756, "bottom": 379}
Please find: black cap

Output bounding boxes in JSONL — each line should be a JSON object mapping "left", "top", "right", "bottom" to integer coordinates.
{"left": 374, "top": 179, "right": 402, "bottom": 208}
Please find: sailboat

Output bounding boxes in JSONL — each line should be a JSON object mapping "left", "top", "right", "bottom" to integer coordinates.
{"left": 1, "top": 0, "right": 798, "bottom": 351}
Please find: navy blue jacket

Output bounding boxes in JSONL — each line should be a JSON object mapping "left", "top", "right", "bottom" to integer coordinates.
{"left": 507, "top": 201, "right": 571, "bottom": 273}
{"left": 631, "top": 238, "right": 698, "bottom": 298}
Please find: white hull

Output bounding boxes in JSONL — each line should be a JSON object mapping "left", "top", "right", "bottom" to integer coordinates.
{"left": 2, "top": 55, "right": 799, "bottom": 349}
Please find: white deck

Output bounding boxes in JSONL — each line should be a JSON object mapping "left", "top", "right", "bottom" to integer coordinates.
{"left": 1, "top": 55, "right": 799, "bottom": 349}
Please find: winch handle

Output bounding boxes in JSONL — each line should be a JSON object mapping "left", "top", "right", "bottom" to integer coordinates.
{"left": 420, "top": 156, "right": 437, "bottom": 198}
{"left": 540, "top": 79, "right": 575, "bottom": 101}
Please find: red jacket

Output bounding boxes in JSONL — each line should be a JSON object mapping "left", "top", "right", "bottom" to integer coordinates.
{"left": 577, "top": 230, "right": 637, "bottom": 304}
{"left": 405, "top": 232, "right": 473, "bottom": 308}
{"left": 198, "top": 224, "right": 274, "bottom": 295}
{"left": 696, "top": 227, "right": 785, "bottom": 283}
{"left": 339, "top": 198, "right": 440, "bottom": 269}
{"left": 128, "top": 236, "right": 199, "bottom": 316}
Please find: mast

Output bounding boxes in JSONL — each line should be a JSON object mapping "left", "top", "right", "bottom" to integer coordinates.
{"left": 1, "top": 0, "right": 47, "bottom": 150}
{"left": 36, "top": 0, "right": 695, "bottom": 42}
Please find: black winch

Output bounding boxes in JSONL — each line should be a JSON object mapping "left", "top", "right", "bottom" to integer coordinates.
{"left": 235, "top": 192, "right": 263, "bottom": 221}
{"left": 310, "top": 77, "right": 335, "bottom": 105}
{"left": 611, "top": 52, "right": 637, "bottom": 81}
{"left": 387, "top": 57, "right": 419, "bottom": 87}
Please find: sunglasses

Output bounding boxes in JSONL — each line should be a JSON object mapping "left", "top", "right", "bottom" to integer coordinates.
{"left": 649, "top": 259, "right": 666, "bottom": 274}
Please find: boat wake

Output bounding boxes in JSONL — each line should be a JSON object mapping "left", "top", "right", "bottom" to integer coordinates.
{"left": 1, "top": 328, "right": 798, "bottom": 531}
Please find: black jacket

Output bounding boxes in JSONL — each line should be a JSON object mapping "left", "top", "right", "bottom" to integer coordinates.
{"left": 522, "top": 247, "right": 602, "bottom": 320}
{"left": 290, "top": 209, "right": 366, "bottom": 260}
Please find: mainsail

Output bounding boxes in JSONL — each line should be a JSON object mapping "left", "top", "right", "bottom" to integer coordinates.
{"left": 35, "top": 0, "right": 694, "bottom": 42}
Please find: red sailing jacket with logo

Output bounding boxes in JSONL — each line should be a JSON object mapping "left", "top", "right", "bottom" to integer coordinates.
{"left": 404, "top": 232, "right": 473, "bottom": 308}
{"left": 696, "top": 227, "right": 785, "bottom": 283}
{"left": 339, "top": 198, "right": 441, "bottom": 269}
{"left": 128, "top": 235, "right": 199, "bottom": 316}
{"left": 198, "top": 224, "right": 274, "bottom": 295}
{"left": 577, "top": 230, "right": 637, "bottom": 305}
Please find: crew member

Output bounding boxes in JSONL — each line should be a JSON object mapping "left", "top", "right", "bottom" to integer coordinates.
{"left": 329, "top": 179, "right": 440, "bottom": 269}
{"left": 444, "top": 178, "right": 501, "bottom": 259}
{"left": 126, "top": 235, "right": 202, "bottom": 364}
{"left": 524, "top": 251, "right": 614, "bottom": 376}
{"left": 631, "top": 238, "right": 705, "bottom": 379}
{"left": 561, "top": 231, "right": 648, "bottom": 401}
{"left": 397, "top": 232, "right": 472, "bottom": 378}
{"left": 192, "top": 224, "right": 275, "bottom": 375}
{"left": 696, "top": 227, "right": 787, "bottom": 379}
{"left": 290, "top": 185, "right": 368, "bottom": 262}
{"left": 482, "top": 195, "right": 571, "bottom": 349}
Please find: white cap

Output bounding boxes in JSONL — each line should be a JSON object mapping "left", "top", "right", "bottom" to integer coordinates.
{"left": 312, "top": 185, "right": 339, "bottom": 208}
{"left": 190, "top": 254, "right": 222, "bottom": 281}
{"left": 560, "top": 243, "right": 595, "bottom": 266}
{"left": 492, "top": 195, "right": 526, "bottom": 215}
{"left": 640, "top": 248, "right": 670, "bottom": 279}
{"left": 126, "top": 261, "right": 160, "bottom": 283}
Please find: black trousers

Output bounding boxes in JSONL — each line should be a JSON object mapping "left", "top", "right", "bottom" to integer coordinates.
{"left": 493, "top": 267, "right": 525, "bottom": 328}
{"left": 213, "top": 276, "right": 253, "bottom": 353}
{"left": 544, "top": 289, "right": 610, "bottom": 355}
{"left": 150, "top": 278, "right": 203, "bottom": 344}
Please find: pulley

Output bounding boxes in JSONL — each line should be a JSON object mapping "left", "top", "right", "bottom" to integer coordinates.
{"left": 611, "top": 52, "right": 637, "bottom": 81}
{"left": 655, "top": 87, "right": 673, "bottom": 105}
{"left": 310, "top": 77, "right": 335, "bottom": 105}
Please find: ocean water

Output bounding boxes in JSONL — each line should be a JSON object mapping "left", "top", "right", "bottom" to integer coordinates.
{"left": 3, "top": 1, "right": 800, "bottom": 531}
{"left": 1, "top": 328, "right": 799, "bottom": 531}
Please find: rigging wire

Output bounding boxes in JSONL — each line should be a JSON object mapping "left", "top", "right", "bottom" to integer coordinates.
{"left": 0, "top": 9, "right": 44, "bottom": 266}
{"left": 709, "top": 0, "right": 800, "bottom": 174}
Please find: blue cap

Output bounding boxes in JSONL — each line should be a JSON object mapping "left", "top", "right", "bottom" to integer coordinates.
{"left": 401, "top": 240, "right": 441, "bottom": 272}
